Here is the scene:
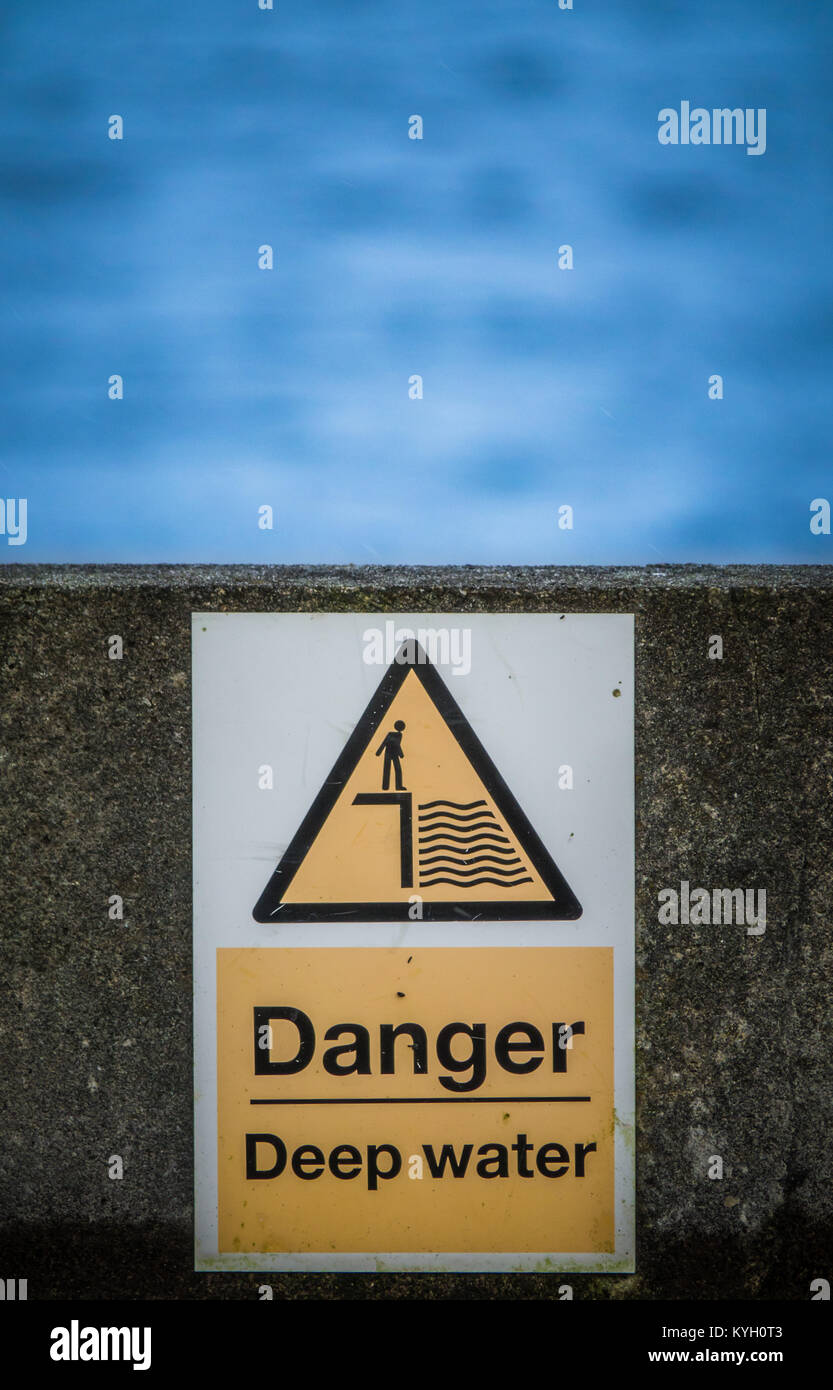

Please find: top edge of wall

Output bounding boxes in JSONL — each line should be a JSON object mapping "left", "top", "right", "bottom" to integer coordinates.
{"left": 0, "top": 563, "right": 832, "bottom": 593}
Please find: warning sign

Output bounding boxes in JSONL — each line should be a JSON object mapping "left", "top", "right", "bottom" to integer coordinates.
{"left": 217, "top": 947, "right": 613, "bottom": 1254}
{"left": 193, "top": 612, "right": 634, "bottom": 1273}
{"left": 253, "top": 640, "right": 582, "bottom": 922}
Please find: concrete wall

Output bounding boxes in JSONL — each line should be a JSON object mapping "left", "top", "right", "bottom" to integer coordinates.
{"left": 1, "top": 564, "right": 831, "bottom": 1300}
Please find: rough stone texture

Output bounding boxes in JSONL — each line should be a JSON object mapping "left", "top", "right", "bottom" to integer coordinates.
{"left": 1, "top": 564, "right": 831, "bottom": 1300}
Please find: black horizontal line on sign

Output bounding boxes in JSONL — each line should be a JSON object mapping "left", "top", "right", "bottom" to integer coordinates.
{"left": 418, "top": 810, "right": 497, "bottom": 824}
{"left": 418, "top": 841, "right": 518, "bottom": 854}
{"left": 250, "top": 1096, "right": 591, "bottom": 1105}
{"left": 262, "top": 899, "right": 584, "bottom": 922}
{"left": 417, "top": 861, "right": 528, "bottom": 872}
{"left": 419, "top": 854, "right": 522, "bottom": 867}
{"left": 418, "top": 819, "right": 499, "bottom": 831}
{"left": 419, "top": 828, "right": 511, "bottom": 839}
{"left": 418, "top": 799, "right": 487, "bottom": 811}
{"left": 419, "top": 876, "right": 534, "bottom": 888}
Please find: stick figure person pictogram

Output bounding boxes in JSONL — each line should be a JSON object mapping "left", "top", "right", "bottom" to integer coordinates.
{"left": 376, "top": 720, "right": 406, "bottom": 790}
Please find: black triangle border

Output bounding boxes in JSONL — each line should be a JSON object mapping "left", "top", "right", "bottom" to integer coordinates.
{"left": 252, "top": 642, "right": 583, "bottom": 923}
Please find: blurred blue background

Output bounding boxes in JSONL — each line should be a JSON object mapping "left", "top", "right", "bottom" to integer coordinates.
{"left": 1, "top": 0, "right": 832, "bottom": 563}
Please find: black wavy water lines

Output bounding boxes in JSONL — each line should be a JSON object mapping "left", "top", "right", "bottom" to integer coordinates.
{"left": 416, "top": 799, "right": 532, "bottom": 888}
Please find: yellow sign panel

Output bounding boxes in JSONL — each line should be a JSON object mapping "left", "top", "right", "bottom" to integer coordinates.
{"left": 217, "top": 947, "right": 613, "bottom": 1254}
{"left": 253, "top": 642, "right": 581, "bottom": 923}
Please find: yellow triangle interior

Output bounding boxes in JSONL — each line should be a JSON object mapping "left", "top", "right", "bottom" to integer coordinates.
{"left": 283, "top": 669, "right": 554, "bottom": 905}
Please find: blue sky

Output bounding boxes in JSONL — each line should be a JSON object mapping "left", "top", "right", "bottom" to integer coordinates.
{"left": 2, "top": 0, "right": 832, "bottom": 563}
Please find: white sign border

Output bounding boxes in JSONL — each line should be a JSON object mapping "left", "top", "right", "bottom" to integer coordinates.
{"left": 193, "top": 611, "right": 635, "bottom": 1274}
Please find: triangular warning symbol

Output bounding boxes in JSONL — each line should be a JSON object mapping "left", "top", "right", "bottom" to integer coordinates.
{"left": 253, "top": 642, "right": 582, "bottom": 923}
